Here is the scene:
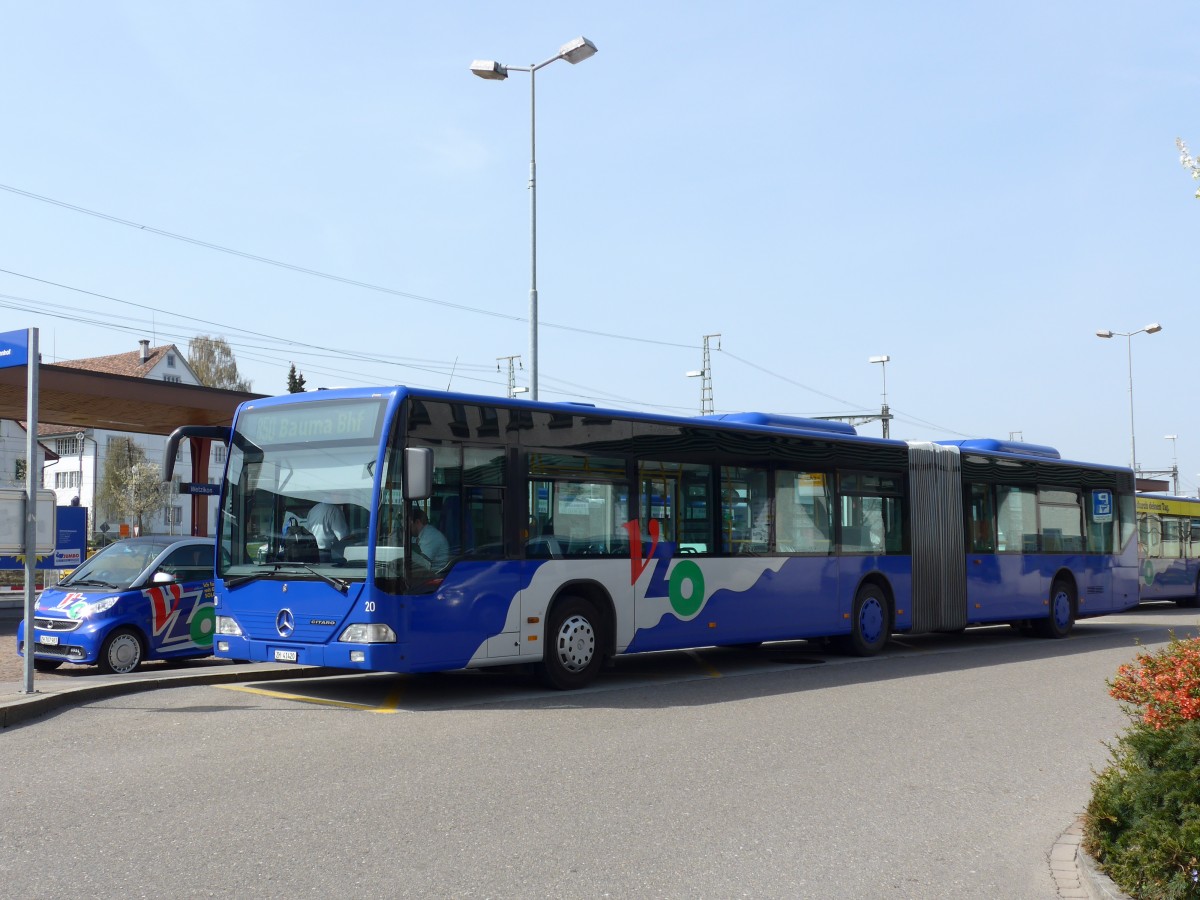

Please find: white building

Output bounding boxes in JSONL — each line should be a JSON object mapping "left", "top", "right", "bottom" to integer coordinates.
{"left": 36, "top": 341, "right": 223, "bottom": 541}
{"left": 0, "top": 419, "right": 54, "bottom": 490}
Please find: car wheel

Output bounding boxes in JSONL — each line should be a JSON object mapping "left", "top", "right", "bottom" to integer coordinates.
{"left": 98, "top": 627, "right": 144, "bottom": 675}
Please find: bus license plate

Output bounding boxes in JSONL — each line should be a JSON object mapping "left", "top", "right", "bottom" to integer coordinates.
{"left": 40, "top": 635, "right": 59, "bottom": 646}
{"left": 274, "top": 649, "right": 297, "bottom": 663}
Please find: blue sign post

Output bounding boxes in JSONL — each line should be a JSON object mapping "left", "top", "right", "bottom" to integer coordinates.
{"left": 1, "top": 328, "right": 39, "bottom": 693}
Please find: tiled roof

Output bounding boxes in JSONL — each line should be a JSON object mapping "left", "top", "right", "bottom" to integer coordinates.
{"left": 55, "top": 344, "right": 179, "bottom": 378}
{"left": 10, "top": 422, "right": 60, "bottom": 459}
{"left": 36, "top": 423, "right": 82, "bottom": 437}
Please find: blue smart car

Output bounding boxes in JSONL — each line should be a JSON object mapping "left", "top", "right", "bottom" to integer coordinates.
{"left": 17, "top": 536, "right": 216, "bottom": 675}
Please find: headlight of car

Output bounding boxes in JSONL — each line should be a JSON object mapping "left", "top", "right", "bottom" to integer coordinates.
{"left": 87, "top": 597, "right": 120, "bottom": 616}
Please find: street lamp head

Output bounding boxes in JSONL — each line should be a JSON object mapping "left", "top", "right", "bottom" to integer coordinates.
{"left": 1095, "top": 330, "right": 1114, "bottom": 339}
{"left": 1144, "top": 322, "right": 1163, "bottom": 334}
{"left": 685, "top": 370, "right": 704, "bottom": 378}
{"left": 559, "top": 36, "right": 598, "bottom": 64}
{"left": 1166, "top": 434, "right": 1178, "bottom": 440}
{"left": 869, "top": 355, "right": 890, "bottom": 364}
{"left": 470, "top": 59, "right": 508, "bottom": 80}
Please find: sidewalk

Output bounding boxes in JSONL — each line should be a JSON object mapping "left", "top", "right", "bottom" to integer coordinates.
{"left": 0, "top": 607, "right": 336, "bottom": 729}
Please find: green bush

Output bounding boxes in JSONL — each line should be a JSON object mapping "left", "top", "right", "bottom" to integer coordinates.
{"left": 1084, "top": 720, "right": 1200, "bottom": 898}
{"left": 1084, "top": 634, "right": 1200, "bottom": 899}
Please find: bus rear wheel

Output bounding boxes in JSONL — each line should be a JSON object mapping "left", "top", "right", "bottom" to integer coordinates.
{"left": 1177, "top": 575, "right": 1200, "bottom": 609}
{"left": 848, "top": 583, "right": 890, "bottom": 656}
{"left": 536, "top": 595, "right": 605, "bottom": 690}
{"left": 1035, "top": 578, "right": 1076, "bottom": 639}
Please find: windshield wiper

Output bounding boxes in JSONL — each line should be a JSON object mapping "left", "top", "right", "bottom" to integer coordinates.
{"left": 62, "top": 578, "right": 121, "bottom": 589}
{"left": 224, "top": 569, "right": 273, "bottom": 589}
{"left": 286, "top": 563, "right": 350, "bottom": 594}
{"left": 224, "top": 563, "right": 349, "bottom": 594}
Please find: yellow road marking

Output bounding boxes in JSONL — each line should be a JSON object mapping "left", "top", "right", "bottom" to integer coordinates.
{"left": 684, "top": 649, "right": 723, "bottom": 678}
{"left": 215, "top": 683, "right": 399, "bottom": 714}
{"left": 378, "top": 684, "right": 406, "bottom": 711}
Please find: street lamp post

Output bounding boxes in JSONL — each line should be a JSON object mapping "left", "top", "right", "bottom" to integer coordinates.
{"left": 471, "top": 36, "right": 598, "bottom": 402}
{"left": 1096, "top": 323, "right": 1162, "bottom": 477}
{"left": 869, "top": 355, "right": 891, "bottom": 438}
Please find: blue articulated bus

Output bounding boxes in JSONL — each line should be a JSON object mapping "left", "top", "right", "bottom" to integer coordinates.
{"left": 165, "top": 387, "right": 1140, "bottom": 689}
{"left": 1135, "top": 494, "right": 1200, "bottom": 606}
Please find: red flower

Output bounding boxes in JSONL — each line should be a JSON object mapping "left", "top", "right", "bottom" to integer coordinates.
{"left": 1109, "top": 634, "right": 1200, "bottom": 729}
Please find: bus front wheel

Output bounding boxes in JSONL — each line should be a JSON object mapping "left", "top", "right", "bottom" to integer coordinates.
{"left": 848, "top": 584, "right": 890, "bottom": 656}
{"left": 536, "top": 595, "right": 605, "bottom": 690}
{"left": 1035, "top": 579, "right": 1076, "bottom": 639}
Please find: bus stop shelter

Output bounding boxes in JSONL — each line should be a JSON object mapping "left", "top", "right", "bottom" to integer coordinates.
{"left": 0, "top": 362, "right": 260, "bottom": 536}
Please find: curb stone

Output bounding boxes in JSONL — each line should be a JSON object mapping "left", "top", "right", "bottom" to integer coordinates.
{"left": 1053, "top": 819, "right": 1132, "bottom": 900}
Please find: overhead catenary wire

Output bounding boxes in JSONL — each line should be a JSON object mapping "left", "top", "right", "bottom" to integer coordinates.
{"left": 1, "top": 185, "right": 973, "bottom": 431}
{"left": 0, "top": 184, "right": 694, "bottom": 349}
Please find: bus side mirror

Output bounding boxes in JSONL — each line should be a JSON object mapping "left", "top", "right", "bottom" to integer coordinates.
{"left": 404, "top": 448, "right": 433, "bottom": 500}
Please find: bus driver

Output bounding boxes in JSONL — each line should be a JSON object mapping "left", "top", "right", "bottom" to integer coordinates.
{"left": 409, "top": 507, "right": 450, "bottom": 571}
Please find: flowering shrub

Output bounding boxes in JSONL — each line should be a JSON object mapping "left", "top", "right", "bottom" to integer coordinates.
{"left": 1085, "top": 632, "right": 1200, "bottom": 898}
{"left": 1110, "top": 634, "right": 1200, "bottom": 729}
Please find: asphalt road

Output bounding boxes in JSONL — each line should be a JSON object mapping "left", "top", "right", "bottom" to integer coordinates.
{"left": 2, "top": 605, "right": 1196, "bottom": 899}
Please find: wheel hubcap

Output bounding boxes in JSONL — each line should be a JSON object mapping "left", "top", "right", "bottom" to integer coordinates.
{"left": 1053, "top": 590, "right": 1071, "bottom": 628}
{"left": 555, "top": 614, "right": 595, "bottom": 672}
{"left": 108, "top": 635, "right": 140, "bottom": 673}
{"left": 860, "top": 598, "right": 884, "bottom": 644}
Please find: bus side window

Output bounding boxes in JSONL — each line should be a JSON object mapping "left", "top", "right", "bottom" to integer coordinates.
{"left": 967, "top": 483, "right": 996, "bottom": 553}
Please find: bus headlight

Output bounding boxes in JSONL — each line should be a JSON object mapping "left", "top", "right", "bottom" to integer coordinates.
{"left": 338, "top": 623, "right": 397, "bottom": 643}
{"left": 215, "top": 616, "right": 243, "bottom": 637}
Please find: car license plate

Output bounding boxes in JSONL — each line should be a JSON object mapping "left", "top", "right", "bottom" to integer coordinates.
{"left": 274, "top": 649, "right": 298, "bottom": 662}
{"left": 40, "top": 634, "right": 59, "bottom": 646}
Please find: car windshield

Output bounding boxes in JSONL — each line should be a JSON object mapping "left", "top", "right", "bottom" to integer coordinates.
{"left": 62, "top": 540, "right": 173, "bottom": 589}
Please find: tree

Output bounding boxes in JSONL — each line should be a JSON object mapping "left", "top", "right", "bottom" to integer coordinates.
{"left": 286, "top": 362, "right": 307, "bottom": 393}
{"left": 95, "top": 438, "right": 171, "bottom": 534}
{"left": 188, "top": 335, "right": 252, "bottom": 391}
{"left": 1177, "top": 138, "right": 1200, "bottom": 198}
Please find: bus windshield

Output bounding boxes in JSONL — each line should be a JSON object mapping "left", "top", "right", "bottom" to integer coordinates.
{"left": 220, "top": 398, "right": 388, "bottom": 580}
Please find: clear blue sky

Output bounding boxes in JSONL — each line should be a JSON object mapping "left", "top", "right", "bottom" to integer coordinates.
{"left": 3, "top": 3, "right": 1198, "bottom": 493}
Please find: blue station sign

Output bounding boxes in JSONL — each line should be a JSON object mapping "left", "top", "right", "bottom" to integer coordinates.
{"left": 0, "top": 329, "right": 29, "bottom": 369}
{"left": 179, "top": 482, "right": 220, "bottom": 496}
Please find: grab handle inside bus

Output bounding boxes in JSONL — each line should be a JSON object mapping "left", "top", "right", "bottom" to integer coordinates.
{"left": 404, "top": 448, "right": 433, "bottom": 500}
